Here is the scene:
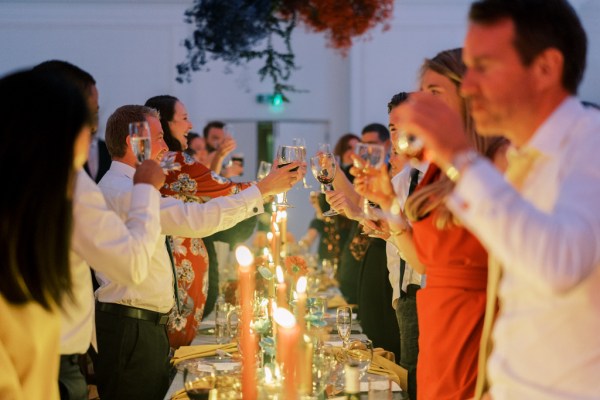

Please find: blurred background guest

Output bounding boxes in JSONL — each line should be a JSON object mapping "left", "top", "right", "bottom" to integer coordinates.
{"left": 0, "top": 68, "right": 93, "bottom": 400}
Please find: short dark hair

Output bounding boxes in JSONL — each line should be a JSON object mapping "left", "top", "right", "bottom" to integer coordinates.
{"left": 144, "top": 95, "right": 181, "bottom": 152}
{"left": 361, "top": 123, "right": 389, "bottom": 142}
{"left": 0, "top": 69, "right": 91, "bottom": 309}
{"left": 203, "top": 121, "right": 225, "bottom": 138}
{"left": 469, "top": 0, "right": 587, "bottom": 94}
{"left": 387, "top": 92, "right": 410, "bottom": 114}
{"left": 105, "top": 105, "right": 159, "bottom": 158}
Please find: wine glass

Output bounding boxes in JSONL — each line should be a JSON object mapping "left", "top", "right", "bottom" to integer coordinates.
{"left": 129, "top": 121, "right": 151, "bottom": 164}
{"left": 346, "top": 338, "right": 373, "bottom": 378}
{"left": 309, "top": 153, "right": 338, "bottom": 217}
{"left": 256, "top": 161, "right": 272, "bottom": 181}
{"left": 354, "top": 143, "right": 386, "bottom": 218}
{"left": 275, "top": 145, "right": 300, "bottom": 208}
{"left": 183, "top": 362, "right": 216, "bottom": 400}
{"left": 318, "top": 143, "right": 332, "bottom": 154}
{"left": 336, "top": 306, "right": 352, "bottom": 349}
{"left": 293, "top": 137, "right": 312, "bottom": 188}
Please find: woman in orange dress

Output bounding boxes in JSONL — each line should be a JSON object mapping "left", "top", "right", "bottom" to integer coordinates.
{"left": 355, "top": 48, "right": 507, "bottom": 399}
{"left": 405, "top": 49, "right": 507, "bottom": 400}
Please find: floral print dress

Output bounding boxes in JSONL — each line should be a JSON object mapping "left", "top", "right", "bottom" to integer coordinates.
{"left": 160, "top": 152, "right": 251, "bottom": 348}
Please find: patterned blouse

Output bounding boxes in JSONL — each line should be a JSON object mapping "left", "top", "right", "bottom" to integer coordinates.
{"left": 160, "top": 152, "right": 252, "bottom": 348}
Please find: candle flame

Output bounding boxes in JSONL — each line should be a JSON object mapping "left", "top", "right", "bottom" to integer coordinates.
{"left": 276, "top": 265, "right": 284, "bottom": 283}
{"left": 296, "top": 276, "right": 307, "bottom": 294}
{"left": 267, "top": 232, "right": 273, "bottom": 241}
{"left": 235, "top": 245, "right": 254, "bottom": 268}
{"left": 274, "top": 307, "right": 296, "bottom": 328}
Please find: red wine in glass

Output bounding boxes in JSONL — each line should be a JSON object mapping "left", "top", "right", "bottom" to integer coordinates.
{"left": 317, "top": 174, "right": 334, "bottom": 185}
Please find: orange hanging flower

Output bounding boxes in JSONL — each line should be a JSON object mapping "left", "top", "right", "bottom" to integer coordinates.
{"left": 285, "top": 255, "right": 309, "bottom": 276}
{"left": 281, "top": 0, "right": 393, "bottom": 54}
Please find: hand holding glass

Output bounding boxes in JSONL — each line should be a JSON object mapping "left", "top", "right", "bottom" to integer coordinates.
{"left": 129, "top": 121, "right": 151, "bottom": 164}
{"left": 310, "top": 153, "right": 338, "bottom": 217}
{"left": 275, "top": 145, "right": 300, "bottom": 208}
{"left": 354, "top": 143, "right": 385, "bottom": 219}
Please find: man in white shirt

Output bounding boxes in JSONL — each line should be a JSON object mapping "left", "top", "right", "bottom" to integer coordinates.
{"left": 95, "top": 105, "right": 300, "bottom": 400}
{"left": 396, "top": 0, "right": 600, "bottom": 398}
{"left": 33, "top": 60, "right": 166, "bottom": 400}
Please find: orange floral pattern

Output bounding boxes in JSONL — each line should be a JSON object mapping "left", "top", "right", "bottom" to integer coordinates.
{"left": 285, "top": 255, "right": 309, "bottom": 276}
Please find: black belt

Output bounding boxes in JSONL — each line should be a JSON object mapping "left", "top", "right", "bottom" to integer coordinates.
{"left": 96, "top": 302, "right": 169, "bottom": 325}
{"left": 60, "top": 354, "right": 82, "bottom": 365}
{"left": 401, "top": 284, "right": 421, "bottom": 298}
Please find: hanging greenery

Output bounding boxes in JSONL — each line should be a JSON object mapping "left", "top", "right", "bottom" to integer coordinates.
{"left": 176, "top": 0, "right": 393, "bottom": 102}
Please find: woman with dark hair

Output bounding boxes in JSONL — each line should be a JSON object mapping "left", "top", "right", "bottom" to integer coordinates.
{"left": 144, "top": 95, "right": 252, "bottom": 348}
{"left": 354, "top": 48, "right": 508, "bottom": 399}
{"left": 0, "top": 69, "right": 92, "bottom": 398}
{"left": 333, "top": 133, "right": 360, "bottom": 171}
{"left": 144, "top": 95, "right": 297, "bottom": 348}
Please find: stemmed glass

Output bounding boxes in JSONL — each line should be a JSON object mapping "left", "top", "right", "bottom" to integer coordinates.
{"left": 336, "top": 306, "right": 352, "bottom": 349}
{"left": 293, "top": 137, "right": 312, "bottom": 188}
{"left": 346, "top": 338, "right": 373, "bottom": 378}
{"left": 318, "top": 143, "right": 332, "bottom": 154}
{"left": 256, "top": 161, "right": 272, "bottom": 181}
{"left": 275, "top": 145, "right": 300, "bottom": 208}
{"left": 129, "top": 121, "right": 180, "bottom": 172}
{"left": 183, "top": 362, "right": 216, "bottom": 399}
{"left": 310, "top": 153, "right": 338, "bottom": 217}
{"left": 354, "top": 143, "right": 385, "bottom": 218}
{"left": 129, "top": 121, "right": 151, "bottom": 164}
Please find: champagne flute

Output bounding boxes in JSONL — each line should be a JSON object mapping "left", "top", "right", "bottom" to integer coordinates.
{"left": 293, "top": 137, "right": 312, "bottom": 188}
{"left": 309, "top": 153, "right": 338, "bottom": 217}
{"left": 129, "top": 121, "right": 151, "bottom": 164}
{"left": 275, "top": 145, "right": 300, "bottom": 208}
{"left": 318, "top": 143, "right": 332, "bottom": 154}
{"left": 256, "top": 161, "right": 272, "bottom": 181}
{"left": 336, "top": 306, "right": 352, "bottom": 349}
{"left": 346, "top": 338, "right": 373, "bottom": 378}
{"left": 354, "top": 143, "right": 385, "bottom": 219}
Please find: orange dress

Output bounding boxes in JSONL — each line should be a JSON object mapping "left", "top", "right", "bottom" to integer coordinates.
{"left": 411, "top": 165, "right": 487, "bottom": 400}
{"left": 160, "top": 152, "right": 251, "bottom": 348}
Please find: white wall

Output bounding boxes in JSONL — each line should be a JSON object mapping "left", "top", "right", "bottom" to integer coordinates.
{"left": 2, "top": 0, "right": 598, "bottom": 242}
{"left": 349, "top": 0, "right": 600, "bottom": 132}
{"left": 1, "top": 0, "right": 598, "bottom": 140}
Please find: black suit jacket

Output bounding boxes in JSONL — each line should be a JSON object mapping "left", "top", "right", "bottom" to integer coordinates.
{"left": 84, "top": 139, "right": 112, "bottom": 183}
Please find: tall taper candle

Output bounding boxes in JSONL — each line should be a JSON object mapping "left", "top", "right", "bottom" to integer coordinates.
{"left": 236, "top": 246, "right": 257, "bottom": 400}
{"left": 274, "top": 307, "right": 299, "bottom": 400}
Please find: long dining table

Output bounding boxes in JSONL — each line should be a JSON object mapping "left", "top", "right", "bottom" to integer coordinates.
{"left": 164, "top": 288, "right": 407, "bottom": 399}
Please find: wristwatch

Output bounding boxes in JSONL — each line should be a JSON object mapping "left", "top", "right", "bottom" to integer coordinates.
{"left": 445, "top": 149, "right": 480, "bottom": 182}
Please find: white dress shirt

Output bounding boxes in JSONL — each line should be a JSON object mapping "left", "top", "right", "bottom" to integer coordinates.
{"left": 447, "top": 97, "right": 600, "bottom": 399}
{"left": 62, "top": 170, "right": 161, "bottom": 355}
{"left": 96, "top": 161, "right": 264, "bottom": 313}
{"left": 386, "top": 163, "right": 427, "bottom": 308}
